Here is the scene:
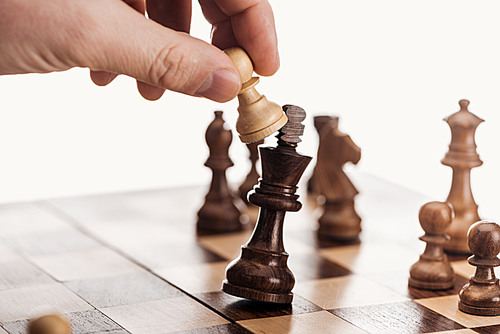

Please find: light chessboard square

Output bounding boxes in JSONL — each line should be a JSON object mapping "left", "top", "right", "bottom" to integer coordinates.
{"left": 238, "top": 311, "right": 366, "bottom": 334}
{"left": 99, "top": 297, "right": 228, "bottom": 334}
{"left": 416, "top": 295, "right": 500, "bottom": 328}
{"left": 0, "top": 283, "right": 92, "bottom": 322}
{"left": 155, "top": 261, "right": 229, "bottom": 294}
{"left": 29, "top": 247, "right": 143, "bottom": 281}
{"left": 293, "top": 275, "right": 409, "bottom": 309}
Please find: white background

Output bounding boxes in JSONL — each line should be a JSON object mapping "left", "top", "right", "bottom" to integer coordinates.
{"left": 0, "top": 0, "right": 499, "bottom": 219}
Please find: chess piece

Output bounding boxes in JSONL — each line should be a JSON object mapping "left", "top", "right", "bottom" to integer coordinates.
{"left": 28, "top": 314, "right": 70, "bottom": 334}
{"left": 307, "top": 115, "right": 337, "bottom": 194}
{"left": 238, "top": 139, "right": 264, "bottom": 205}
{"left": 224, "top": 47, "right": 287, "bottom": 143}
{"left": 222, "top": 105, "right": 312, "bottom": 303}
{"left": 197, "top": 111, "right": 243, "bottom": 234}
{"left": 409, "top": 201, "right": 455, "bottom": 290}
{"left": 442, "top": 99, "right": 484, "bottom": 254}
{"left": 458, "top": 221, "right": 500, "bottom": 316}
{"left": 314, "top": 117, "right": 362, "bottom": 241}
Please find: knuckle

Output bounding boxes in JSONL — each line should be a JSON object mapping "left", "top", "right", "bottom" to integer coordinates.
{"left": 148, "top": 44, "right": 198, "bottom": 93}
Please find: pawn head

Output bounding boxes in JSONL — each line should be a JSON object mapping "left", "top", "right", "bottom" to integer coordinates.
{"left": 28, "top": 314, "right": 70, "bottom": 334}
{"left": 418, "top": 201, "right": 453, "bottom": 234}
{"left": 224, "top": 47, "right": 253, "bottom": 83}
{"left": 468, "top": 221, "right": 500, "bottom": 258}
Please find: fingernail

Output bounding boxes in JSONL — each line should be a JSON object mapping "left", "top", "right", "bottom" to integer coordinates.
{"left": 196, "top": 69, "right": 240, "bottom": 102}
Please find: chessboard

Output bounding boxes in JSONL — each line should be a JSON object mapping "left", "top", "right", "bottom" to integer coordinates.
{"left": 0, "top": 172, "right": 498, "bottom": 334}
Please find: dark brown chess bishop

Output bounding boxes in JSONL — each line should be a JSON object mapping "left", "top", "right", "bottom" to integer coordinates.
{"left": 222, "top": 105, "right": 312, "bottom": 304}
{"left": 197, "top": 111, "right": 243, "bottom": 234}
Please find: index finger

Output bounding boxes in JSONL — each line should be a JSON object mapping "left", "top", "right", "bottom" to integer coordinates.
{"left": 212, "top": 0, "right": 279, "bottom": 76}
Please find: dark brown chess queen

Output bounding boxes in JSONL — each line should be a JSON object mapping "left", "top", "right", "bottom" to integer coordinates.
{"left": 442, "top": 99, "right": 483, "bottom": 254}
{"left": 222, "top": 105, "right": 312, "bottom": 304}
{"left": 197, "top": 111, "right": 243, "bottom": 234}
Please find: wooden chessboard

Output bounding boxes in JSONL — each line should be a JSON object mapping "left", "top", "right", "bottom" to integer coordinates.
{"left": 0, "top": 172, "right": 498, "bottom": 334}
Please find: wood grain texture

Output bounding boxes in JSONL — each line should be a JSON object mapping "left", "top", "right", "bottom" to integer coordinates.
{"left": 330, "top": 301, "right": 464, "bottom": 334}
{"left": 195, "top": 292, "right": 321, "bottom": 321}
{"left": 222, "top": 105, "right": 312, "bottom": 303}
{"left": 442, "top": 99, "right": 484, "bottom": 254}
{"left": 224, "top": 47, "right": 287, "bottom": 143}
{"left": 238, "top": 311, "right": 366, "bottom": 334}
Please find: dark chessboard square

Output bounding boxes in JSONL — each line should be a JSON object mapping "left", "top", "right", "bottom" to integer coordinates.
{"left": 285, "top": 228, "right": 360, "bottom": 249}
{"left": 124, "top": 241, "right": 225, "bottom": 269}
{"left": 65, "top": 271, "right": 184, "bottom": 308}
{"left": 173, "top": 323, "right": 253, "bottom": 334}
{"left": 472, "top": 324, "right": 500, "bottom": 333}
{"left": 329, "top": 301, "right": 464, "bottom": 334}
{"left": 366, "top": 271, "right": 470, "bottom": 299}
{"left": 288, "top": 252, "right": 351, "bottom": 281}
{"left": 195, "top": 291, "right": 322, "bottom": 322}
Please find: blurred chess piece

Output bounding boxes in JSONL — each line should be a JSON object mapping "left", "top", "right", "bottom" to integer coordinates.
{"left": 238, "top": 139, "right": 263, "bottom": 205}
{"left": 28, "top": 314, "right": 70, "bottom": 334}
{"left": 458, "top": 221, "right": 500, "bottom": 315}
{"left": 197, "top": 111, "right": 244, "bottom": 234}
{"left": 224, "top": 47, "right": 287, "bottom": 143}
{"left": 307, "top": 115, "right": 337, "bottom": 194}
{"left": 442, "top": 99, "right": 483, "bottom": 254}
{"left": 314, "top": 117, "right": 362, "bottom": 241}
{"left": 409, "top": 201, "right": 455, "bottom": 290}
{"left": 222, "top": 105, "right": 312, "bottom": 303}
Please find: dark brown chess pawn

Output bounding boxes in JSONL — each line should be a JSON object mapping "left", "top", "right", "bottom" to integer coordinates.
{"left": 307, "top": 115, "right": 337, "bottom": 194}
{"left": 222, "top": 105, "right": 312, "bottom": 304}
{"left": 315, "top": 118, "right": 362, "bottom": 241}
{"left": 409, "top": 201, "right": 455, "bottom": 290}
{"left": 197, "top": 111, "right": 243, "bottom": 234}
{"left": 459, "top": 221, "right": 500, "bottom": 316}
{"left": 238, "top": 139, "right": 264, "bottom": 205}
{"left": 442, "top": 99, "right": 483, "bottom": 254}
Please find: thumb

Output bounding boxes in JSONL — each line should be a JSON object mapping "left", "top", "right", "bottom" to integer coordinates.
{"left": 82, "top": 0, "right": 241, "bottom": 102}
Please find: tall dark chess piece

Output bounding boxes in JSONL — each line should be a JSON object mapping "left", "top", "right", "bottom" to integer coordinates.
{"left": 197, "top": 111, "right": 243, "bottom": 234}
{"left": 307, "top": 115, "right": 336, "bottom": 194}
{"left": 315, "top": 117, "right": 362, "bottom": 241}
{"left": 442, "top": 99, "right": 483, "bottom": 254}
{"left": 222, "top": 105, "right": 312, "bottom": 304}
{"left": 409, "top": 201, "right": 455, "bottom": 290}
{"left": 238, "top": 139, "right": 264, "bottom": 205}
{"left": 459, "top": 221, "right": 500, "bottom": 315}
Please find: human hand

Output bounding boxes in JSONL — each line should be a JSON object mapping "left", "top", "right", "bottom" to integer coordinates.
{"left": 0, "top": 0, "right": 279, "bottom": 102}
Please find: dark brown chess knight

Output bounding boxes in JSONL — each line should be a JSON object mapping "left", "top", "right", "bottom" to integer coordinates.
{"left": 222, "top": 105, "right": 312, "bottom": 304}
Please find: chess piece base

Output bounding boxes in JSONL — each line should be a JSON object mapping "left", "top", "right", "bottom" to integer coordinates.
{"left": 408, "top": 277, "right": 454, "bottom": 290}
{"left": 317, "top": 200, "right": 361, "bottom": 241}
{"left": 458, "top": 302, "right": 500, "bottom": 316}
{"left": 222, "top": 281, "right": 293, "bottom": 304}
{"left": 239, "top": 113, "right": 288, "bottom": 144}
